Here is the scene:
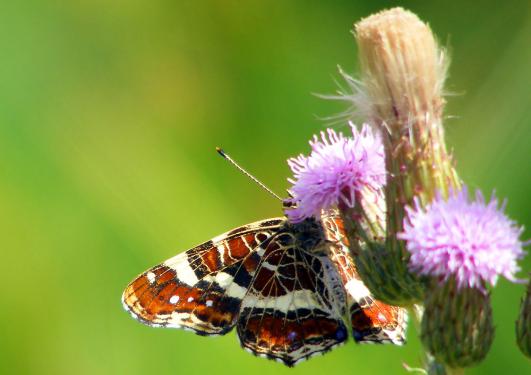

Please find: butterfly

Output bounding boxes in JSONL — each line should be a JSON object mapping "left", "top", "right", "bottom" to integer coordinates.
{"left": 122, "top": 212, "right": 407, "bottom": 366}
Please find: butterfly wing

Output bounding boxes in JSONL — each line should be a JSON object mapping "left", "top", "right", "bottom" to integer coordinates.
{"left": 122, "top": 218, "right": 284, "bottom": 335}
{"left": 123, "top": 213, "right": 405, "bottom": 365}
{"left": 322, "top": 215, "right": 408, "bottom": 344}
{"left": 236, "top": 225, "right": 348, "bottom": 366}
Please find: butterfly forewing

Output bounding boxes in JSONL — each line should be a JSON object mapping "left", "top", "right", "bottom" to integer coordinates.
{"left": 122, "top": 218, "right": 284, "bottom": 335}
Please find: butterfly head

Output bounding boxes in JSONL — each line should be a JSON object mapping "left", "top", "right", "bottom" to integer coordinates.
{"left": 288, "top": 217, "right": 327, "bottom": 254}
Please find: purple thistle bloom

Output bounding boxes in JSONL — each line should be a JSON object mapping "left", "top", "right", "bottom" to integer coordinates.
{"left": 399, "top": 187, "right": 526, "bottom": 290}
{"left": 285, "top": 123, "right": 385, "bottom": 223}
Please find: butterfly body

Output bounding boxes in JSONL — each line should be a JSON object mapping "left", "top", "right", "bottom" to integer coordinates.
{"left": 122, "top": 214, "right": 406, "bottom": 366}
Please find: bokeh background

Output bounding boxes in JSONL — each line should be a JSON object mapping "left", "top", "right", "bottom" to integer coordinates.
{"left": 1, "top": 1, "right": 529, "bottom": 374}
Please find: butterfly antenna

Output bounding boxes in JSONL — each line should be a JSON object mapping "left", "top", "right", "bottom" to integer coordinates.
{"left": 216, "top": 147, "right": 283, "bottom": 202}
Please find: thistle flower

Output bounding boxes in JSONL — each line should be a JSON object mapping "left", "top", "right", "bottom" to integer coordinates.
{"left": 399, "top": 187, "right": 526, "bottom": 290}
{"left": 285, "top": 123, "right": 385, "bottom": 223}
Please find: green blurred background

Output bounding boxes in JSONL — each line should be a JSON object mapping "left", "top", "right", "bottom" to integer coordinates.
{"left": 0, "top": 1, "right": 529, "bottom": 374}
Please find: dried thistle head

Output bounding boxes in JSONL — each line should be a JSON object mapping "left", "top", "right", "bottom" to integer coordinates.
{"left": 354, "top": 7, "right": 449, "bottom": 131}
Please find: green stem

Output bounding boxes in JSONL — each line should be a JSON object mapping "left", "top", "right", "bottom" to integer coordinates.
{"left": 410, "top": 305, "right": 432, "bottom": 369}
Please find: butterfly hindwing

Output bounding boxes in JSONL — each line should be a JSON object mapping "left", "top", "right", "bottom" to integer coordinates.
{"left": 236, "top": 220, "right": 348, "bottom": 366}
{"left": 122, "top": 218, "right": 284, "bottom": 335}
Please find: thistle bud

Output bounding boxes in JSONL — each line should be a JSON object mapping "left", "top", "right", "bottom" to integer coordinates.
{"left": 516, "top": 276, "right": 531, "bottom": 358}
{"left": 421, "top": 277, "right": 495, "bottom": 368}
{"left": 349, "top": 238, "right": 426, "bottom": 306}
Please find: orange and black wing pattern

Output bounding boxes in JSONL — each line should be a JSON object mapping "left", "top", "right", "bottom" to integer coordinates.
{"left": 123, "top": 215, "right": 407, "bottom": 366}
{"left": 122, "top": 218, "right": 284, "bottom": 335}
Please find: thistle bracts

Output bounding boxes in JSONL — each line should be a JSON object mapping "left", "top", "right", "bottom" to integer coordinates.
{"left": 348, "top": 235, "right": 426, "bottom": 307}
{"left": 516, "top": 276, "right": 531, "bottom": 358}
{"left": 421, "top": 277, "right": 494, "bottom": 369}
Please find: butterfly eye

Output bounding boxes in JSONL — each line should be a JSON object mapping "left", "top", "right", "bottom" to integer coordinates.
{"left": 282, "top": 199, "right": 296, "bottom": 209}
